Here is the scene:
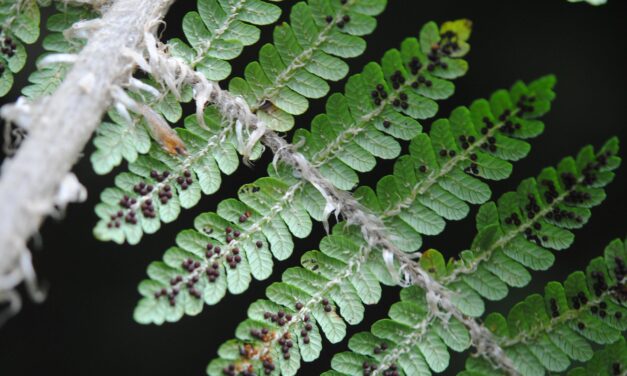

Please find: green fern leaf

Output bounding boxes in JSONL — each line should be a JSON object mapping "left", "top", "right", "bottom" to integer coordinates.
{"left": 566, "top": 337, "right": 626, "bottom": 376}
{"left": 329, "top": 284, "right": 468, "bottom": 376}
{"left": 90, "top": 81, "right": 193, "bottom": 175}
{"left": 180, "top": 0, "right": 283, "bottom": 81}
{"left": 201, "top": 78, "right": 556, "bottom": 374}
{"left": 90, "top": 110, "right": 152, "bottom": 175}
{"left": 446, "top": 137, "right": 622, "bottom": 300}
{"left": 10, "top": 0, "right": 39, "bottom": 43}
{"left": 94, "top": 107, "right": 266, "bottom": 244}
{"left": 20, "top": 4, "right": 96, "bottom": 99}
{"left": 93, "top": 0, "right": 385, "bottom": 175}
{"left": 326, "top": 140, "right": 620, "bottom": 376}
{"left": 352, "top": 75, "right": 557, "bottom": 253}
{"left": 89, "top": 0, "right": 283, "bottom": 173}
{"left": 133, "top": 19, "right": 473, "bottom": 325}
{"left": 461, "top": 238, "right": 627, "bottom": 376}
{"left": 93, "top": 0, "right": 391, "bottom": 241}
{"left": 228, "top": 0, "right": 387, "bottom": 131}
{"left": 0, "top": 0, "right": 43, "bottom": 97}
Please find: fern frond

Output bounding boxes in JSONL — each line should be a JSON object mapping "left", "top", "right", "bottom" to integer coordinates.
{"left": 98, "top": 19, "right": 470, "bottom": 245}
{"left": 93, "top": 0, "right": 392, "bottom": 243}
{"left": 21, "top": 3, "right": 97, "bottom": 98}
{"left": 196, "top": 80, "right": 556, "bottom": 375}
{"left": 228, "top": 0, "right": 387, "bottom": 131}
{"left": 351, "top": 74, "right": 556, "bottom": 252}
{"left": 89, "top": 0, "right": 283, "bottom": 174}
{"left": 90, "top": 0, "right": 386, "bottom": 176}
{"left": 0, "top": 0, "right": 42, "bottom": 96}
{"left": 90, "top": 81, "right": 194, "bottom": 174}
{"left": 176, "top": 0, "right": 283, "bottom": 81}
{"left": 566, "top": 337, "right": 626, "bottom": 376}
{"left": 132, "top": 20, "right": 473, "bottom": 323}
{"left": 444, "top": 136, "right": 622, "bottom": 302}
{"left": 461, "top": 237, "right": 627, "bottom": 375}
{"left": 94, "top": 107, "right": 264, "bottom": 244}
{"left": 291, "top": 18, "right": 473, "bottom": 190}
{"left": 326, "top": 284, "right": 467, "bottom": 376}
{"left": 326, "top": 140, "right": 621, "bottom": 376}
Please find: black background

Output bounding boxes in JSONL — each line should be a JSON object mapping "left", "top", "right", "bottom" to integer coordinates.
{"left": 1, "top": 0, "right": 626, "bottom": 375}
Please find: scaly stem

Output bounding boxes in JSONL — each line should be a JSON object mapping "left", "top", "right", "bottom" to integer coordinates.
{"left": 0, "top": 0, "right": 175, "bottom": 306}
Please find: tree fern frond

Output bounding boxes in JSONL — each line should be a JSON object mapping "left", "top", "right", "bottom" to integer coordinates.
{"left": 0, "top": 0, "right": 42, "bottom": 96}
{"left": 444, "top": 136, "right": 622, "bottom": 300}
{"left": 460, "top": 237, "right": 626, "bottom": 376}
{"left": 228, "top": 0, "right": 387, "bottom": 131}
{"left": 93, "top": 107, "right": 264, "bottom": 244}
{"left": 20, "top": 3, "right": 97, "bottom": 98}
{"left": 89, "top": 0, "right": 386, "bottom": 175}
{"left": 566, "top": 337, "right": 626, "bottom": 376}
{"left": 325, "top": 284, "right": 466, "bottom": 376}
{"left": 196, "top": 80, "right": 556, "bottom": 375}
{"left": 89, "top": 0, "right": 282, "bottom": 174}
{"left": 325, "top": 140, "right": 621, "bottom": 376}
{"left": 132, "top": 20, "right": 474, "bottom": 323}
{"left": 89, "top": 81, "right": 194, "bottom": 174}
{"left": 349, "top": 75, "right": 556, "bottom": 252}
{"left": 97, "top": 19, "right": 470, "bottom": 245}
{"left": 289, "top": 18, "right": 473, "bottom": 190}
{"left": 176, "top": 0, "right": 284, "bottom": 82}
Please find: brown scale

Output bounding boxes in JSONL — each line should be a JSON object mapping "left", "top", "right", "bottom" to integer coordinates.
{"left": 140, "top": 104, "right": 187, "bottom": 156}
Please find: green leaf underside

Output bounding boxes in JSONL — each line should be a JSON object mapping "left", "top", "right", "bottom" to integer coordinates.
{"left": 92, "top": 0, "right": 384, "bottom": 174}
{"left": 94, "top": 108, "right": 264, "bottom": 245}
{"left": 103, "top": 18, "right": 470, "bottom": 246}
{"left": 134, "top": 19, "right": 473, "bottom": 333}
{"left": 446, "top": 137, "right": 621, "bottom": 304}
{"left": 462, "top": 238, "right": 627, "bottom": 376}
{"left": 353, "top": 74, "right": 557, "bottom": 255}
{"left": 228, "top": 0, "right": 386, "bottom": 132}
{"left": 202, "top": 74, "right": 561, "bottom": 375}
{"left": 566, "top": 337, "right": 626, "bottom": 376}
{"left": 140, "top": 72, "right": 556, "bottom": 372}
{"left": 0, "top": 0, "right": 42, "bottom": 96}
{"left": 90, "top": 0, "right": 283, "bottom": 172}
{"left": 330, "top": 140, "right": 620, "bottom": 376}
{"left": 94, "top": 0, "right": 389, "bottom": 241}
{"left": 20, "top": 4, "right": 96, "bottom": 99}
{"left": 81, "top": 3, "right": 623, "bottom": 374}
